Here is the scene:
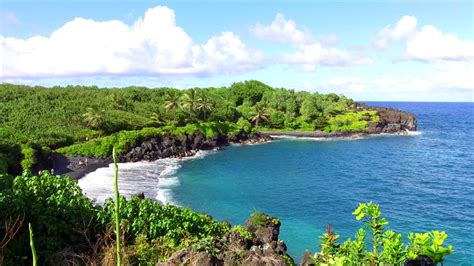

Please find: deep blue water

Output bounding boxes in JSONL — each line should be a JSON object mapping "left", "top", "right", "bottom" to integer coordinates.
{"left": 172, "top": 102, "right": 474, "bottom": 265}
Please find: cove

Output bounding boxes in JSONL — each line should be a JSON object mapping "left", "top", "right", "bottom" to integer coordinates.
{"left": 170, "top": 102, "right": 474, "bottom": 264}
{"left": 79, "top": 102, "right": 474, "bottom": 264}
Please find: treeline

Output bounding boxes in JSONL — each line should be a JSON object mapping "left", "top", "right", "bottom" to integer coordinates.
{"left": 0, "top": 80, "right": 371, "bottom": 174}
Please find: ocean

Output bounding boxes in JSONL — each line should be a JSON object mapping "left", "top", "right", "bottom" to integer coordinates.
{"left": 79, "top": 102, "right": 474, "bottom": 264}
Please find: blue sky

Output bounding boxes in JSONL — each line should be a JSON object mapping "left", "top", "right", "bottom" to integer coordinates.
{"left": 1, "top": 0, "right": 473, "bottom": 101}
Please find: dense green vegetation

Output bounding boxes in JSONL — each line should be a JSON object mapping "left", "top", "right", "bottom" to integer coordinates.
{"left": 56, "top": 122, "right": 246, "bottom": 157}
{"left": 1, "top": 81, "right": 369, "bottom": 174}
{"left": 311, "top": 202, "right": 452, "bottom": 265}
{"left": 0, "top": 171, "right": 232, "bottom": 265}
{"left": 0, "top": 172, "right": 452, "bottom": 265}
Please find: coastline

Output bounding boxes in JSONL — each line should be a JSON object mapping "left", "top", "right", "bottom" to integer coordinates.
{"left": 55, "top": 129, "right": 419, "bottom": 181}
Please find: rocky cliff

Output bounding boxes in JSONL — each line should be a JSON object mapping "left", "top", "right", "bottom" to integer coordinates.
{"left": 119, "top": 131, "right": 271, "bottom": 163}
{"left": 157, "top": 213, "right": 293, "bottom": 266}
{"left": 355, "top": 103, "right": 417, "bottom": 134}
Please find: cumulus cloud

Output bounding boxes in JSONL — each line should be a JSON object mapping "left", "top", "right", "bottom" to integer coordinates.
{"left": 0, "top": 6, "right": 263, "bottom": 79}
{"left": 281, "top": 43, "right": 373, "bottom": 71}
{"left": 250, "top": 13, "right": 313, "bottom": 45}
{"left": 304, "top": 61, "right": 474, "bottom": 100}
{"left": 374, "top": 16, "right": 474, "bottom": 61}
{"left": 252, "top": 13, "right": 372, "bottom": 71}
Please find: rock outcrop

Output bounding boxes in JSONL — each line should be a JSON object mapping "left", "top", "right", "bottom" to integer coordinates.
{"left": 355, "top": 103, "right": 417, "bottom": 134}
{"left": 120, "top": 131, "right": 271, "bottom": 163}
{"left": 157, "top": 213, "right": 294, "bottom": 266}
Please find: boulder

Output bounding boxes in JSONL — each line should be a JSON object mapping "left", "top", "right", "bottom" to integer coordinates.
{"left": 404, "top": 255, "right": 434, "bottom": 266}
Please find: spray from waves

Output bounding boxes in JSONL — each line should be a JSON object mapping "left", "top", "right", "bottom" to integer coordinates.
{"left": 78, "top": 150, "right": 214, "bottom": 205}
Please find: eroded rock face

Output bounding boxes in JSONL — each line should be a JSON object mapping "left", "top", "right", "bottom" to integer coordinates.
{"left": 158, "top": 213, "right": 293, "bottom": 266}
{"left": 368, "top": 107, "right": 417, "bottom": 134}
{"left": 120, "top": 131, "right": 272, "bottom": 163}
{"left": 356, "top": 103, "right": 417, "bottom": 134}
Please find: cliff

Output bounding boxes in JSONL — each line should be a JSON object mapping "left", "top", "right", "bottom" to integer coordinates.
{"left": 157, "top": 212, "right": 293, "bottom": 266}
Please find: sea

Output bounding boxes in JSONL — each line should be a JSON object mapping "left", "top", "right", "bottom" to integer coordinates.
{"left": 79, "top": 102, "right": 474, "bottom": 265}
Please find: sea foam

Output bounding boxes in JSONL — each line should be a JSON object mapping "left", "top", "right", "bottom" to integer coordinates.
{"left": 78, "top": 150, "right": 214, "bottom": 205}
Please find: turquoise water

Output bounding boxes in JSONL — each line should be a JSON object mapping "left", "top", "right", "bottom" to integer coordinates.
{"left": 172, "top": 102, "right": 474, "bottom": 264}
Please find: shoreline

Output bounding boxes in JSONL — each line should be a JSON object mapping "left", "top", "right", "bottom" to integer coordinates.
{"left": 55, "top": 129, "right": 419, "bottom": 180}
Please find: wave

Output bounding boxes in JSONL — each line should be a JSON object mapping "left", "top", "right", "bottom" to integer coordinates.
{"left": 271, "top": 131, "right": 423, "bottom": 141}
{"left": 78, "top": 150, "right": 214, "bottom": 205}
{"left": 270, "top": 135, "right": 363, "bottom": 141}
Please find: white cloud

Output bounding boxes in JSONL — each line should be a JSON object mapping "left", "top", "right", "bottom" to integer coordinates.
{"left": 374, "top": 16, "right": 474, "bottom": 61}
{"left": 281, "top": 43, "right": 373, "bottom": 71}
{"left": 0, "top": 6, "right": 263, "bottom": 79}
{"left": 250, "top": 13, "right": 312, "bottom": 45}
{"left": 304, "top": 61, "right": 474, "bottom": 100}
{"left": 373, "top": 15, "right": 417, "bottom": 50}
{"left": 252, "top": 13, "right": 372, "bottom": 71}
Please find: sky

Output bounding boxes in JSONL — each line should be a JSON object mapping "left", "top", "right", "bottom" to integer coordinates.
{"left": 1, "top": 0, "right": 473, "bottom": 101}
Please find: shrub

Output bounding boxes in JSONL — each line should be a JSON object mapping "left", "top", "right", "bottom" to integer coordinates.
{"left": 0, "top": 171, "right": 100, "bottom": 264}
{"left": 250, "top": 211, "right": 268, "bottom": 228}
{"left": 97, "top": 196, "right": 230, "bottom": 246}
{"left": 230, "top": 225, "right": 253, "bottom": 240}
{"left": 324, "top": 111, "right": 379, "bottom": 132}
{"left": 312, "top": 202, "right": 452, "bottom": 265}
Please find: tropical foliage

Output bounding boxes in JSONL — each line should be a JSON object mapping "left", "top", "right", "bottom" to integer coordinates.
{"left": 311, "top": 202, "right": 453, "bottom": 265}
{"left": 0, "top": 81, "right": 363, "bottom": 174}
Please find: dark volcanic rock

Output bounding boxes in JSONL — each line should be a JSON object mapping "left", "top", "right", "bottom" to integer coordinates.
{"left": 120, "top": 131, "right": 272, "bottom": 163}
{"left": 159, "top": 213, "right": 293, "bottom": 266}
{"left": 404, "top": 255, "right": 434, "bottom": 266}
{"left": 356, "top": 103, "right": 417, "bottom": 134}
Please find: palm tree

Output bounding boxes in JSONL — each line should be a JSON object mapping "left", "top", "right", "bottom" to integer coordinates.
{"left": 164, "top": 91, "right": 181, "bottom": 112}
{"left": 250, "top": 103, "right": 269, "bottom": 128}
{"left": 82, "top": 106, "right": 105, "bottom": 130}
{"left": 181, "top": 89, "right": 200, "bottom": 115}
{"left": 149, "top": 112, "right": 164, "bottom": 126}
{"left": 196, "top": 93, "right": 212, "bottom": 121}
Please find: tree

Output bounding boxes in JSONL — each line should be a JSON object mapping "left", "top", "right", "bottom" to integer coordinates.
{"left": 300, "top": 96, "right": 319, "bottom": 122}
{"left": 250, "top": 103, "right": 269, "bottom": 128}
{"left": 181, "top": 89, "right": 199, "bottom": 115}
{"left": 196, "top": 92, "right": 212, "bottom": 121}
{"left": 149, "top": 112, "right": 164, "bottom": 126}
{"left": 164, "top": 91, "right": 181, "bottom": 112}
{"left": 82, "top": 106, "right": 105, "bottom": 130}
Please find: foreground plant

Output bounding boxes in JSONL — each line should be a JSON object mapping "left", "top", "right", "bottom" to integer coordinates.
{"left": 113, "top": 147, "right": 121, "bottom": 266}
{"left": 29, "top": 223, "right": 37, "bottom": 266}
{"left": 311, "top": 202, "right": 453, "bottom": 265}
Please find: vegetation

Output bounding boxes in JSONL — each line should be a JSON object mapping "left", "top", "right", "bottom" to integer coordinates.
{"left": 0, "top": 81, "right": 365, "bottom": 175}
{"left": 311, "top": 202, "right": 453, "bottom": 265}
{"left": 0, "top": 171, "right": 231, "bottom": 264}
{"left": 0, "top": 170, "right": 452, "bottom": 265}
{"left": 29, "top": 223, "right": 37, "bottom": 266}
{"left": 324, "top": 111, "right": 379, "bottom": 133}
{"left": 112, "top": 148, "right": 121, "bottom": 266}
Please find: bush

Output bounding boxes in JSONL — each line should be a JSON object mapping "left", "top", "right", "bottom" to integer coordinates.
{"left": 324, "top": 111, "right": 379, "bottom": 133}
{"left": 312, "top": 202, "right": 452, "bottom": 265}
{"left": 97, "top": 196, "right": 230, "bottom": 247}
{"left": 0, "top": 171, "right": 100, "bottom": 264}
{"left": 250, "top": 211, "right": 268, "bottom": 228}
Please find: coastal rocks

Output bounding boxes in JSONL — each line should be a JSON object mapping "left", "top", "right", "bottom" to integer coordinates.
{"left": 120, "top": 131, "right": 272, "bottom": 163}
{"left": 355, "top": 104, "right": 417, "bottom": 134}
{"left": 158, "top": 213, "right": 293, "bottom": 266}
{"left": 157, "top": 250, "right": 219, "bottom": 266}
{"left": 404, "top": 255, "right": 434, "bottom": 266}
